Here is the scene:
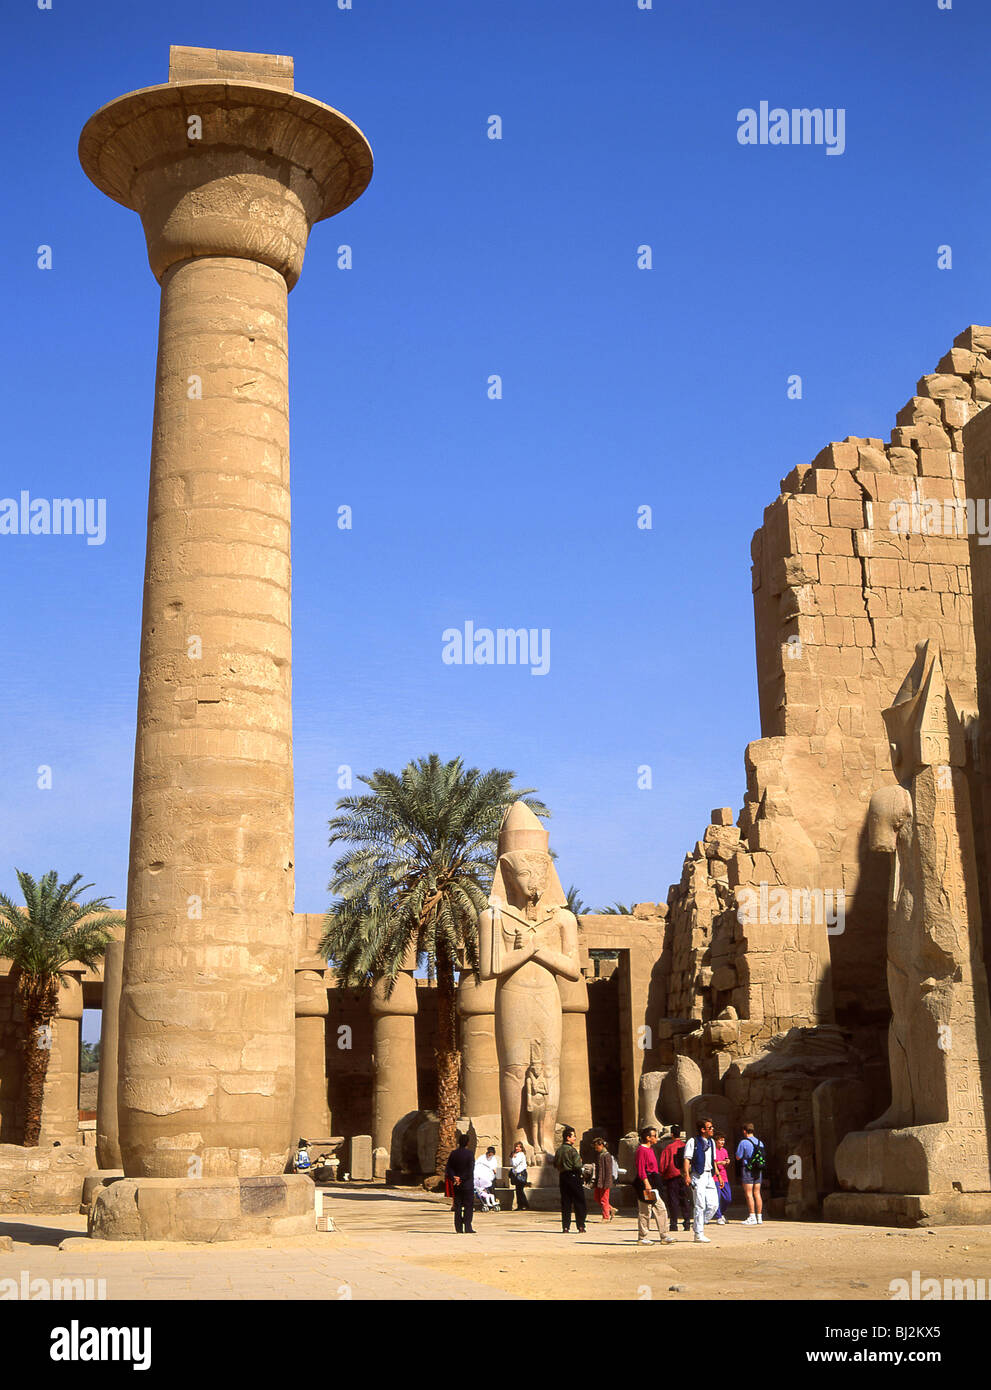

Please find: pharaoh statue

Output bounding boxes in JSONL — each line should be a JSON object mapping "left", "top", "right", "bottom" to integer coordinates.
{"left": 478, "top": 802, "right": 581, "bottom": 1157}
{"left": 831, "top": 641, "right": 991, "bottom": 1202}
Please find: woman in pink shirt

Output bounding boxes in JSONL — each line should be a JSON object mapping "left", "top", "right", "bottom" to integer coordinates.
{"left": 714, "top": 1132, "right": 731, "bottom": 1225}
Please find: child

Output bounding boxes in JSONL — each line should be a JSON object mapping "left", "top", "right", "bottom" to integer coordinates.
{"left": 474, "top": 1145, "right": 501, "bottom": 1211}
{"left": 714, "top": 1132, "right": 731, "bottom": 1223}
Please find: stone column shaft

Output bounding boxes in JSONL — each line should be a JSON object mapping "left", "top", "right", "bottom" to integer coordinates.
{"left": 371, "top": 974, "right": 419, "bottom": 1167}
{"left": 558, "top": 975, "right": 593, "bottom": 1142}
{"left": 457, "top": 973, "right": 500, "bottom": 1118}
{"left": 96, "top": 940, "right": 123, "bottom": 1169}
{"left": 41, "top": 972, "right": 83, "bottom": 1146}
{"left": 294, "top": 967, "right": 332, "bottom": 1141}
{"left": 118, "top": 254, "right": 295, "bottom": 1178}
{"left": 79, "top": 45, "right": 372, "bottom": 1220}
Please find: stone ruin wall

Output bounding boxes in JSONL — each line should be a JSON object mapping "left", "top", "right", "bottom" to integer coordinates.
{"left": 647, "top": 328, "right": 991, "bottom": 1208}
{"left": 751, "top": 325, "right": 990, "bottom": 1028}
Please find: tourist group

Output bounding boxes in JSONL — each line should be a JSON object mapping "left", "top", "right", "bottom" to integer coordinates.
{"left": 443, "top": 1118, "right": 767, "bottom": 1239}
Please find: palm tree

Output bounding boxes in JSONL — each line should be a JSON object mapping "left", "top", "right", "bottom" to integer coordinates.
{"left": 600, "top": 902, "right": 634, "bottom": 914}
{"left": 565, "top": 885, "right": 588, "bottom": 917}
{"left": 320, "top": 754, "right": 548, "bottom": 1179}
{"left": 0, "top": 871, "right": 117, "bottom": 1146}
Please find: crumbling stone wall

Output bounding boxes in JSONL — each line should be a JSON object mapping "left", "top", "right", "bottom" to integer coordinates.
{"left": 651, "top": 329, "right": 991, "bottom": 1211}
{"left": 751, "top": 327, "right": 989, "bottom": 1024}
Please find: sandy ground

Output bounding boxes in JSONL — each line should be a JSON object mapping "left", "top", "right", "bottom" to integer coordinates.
{"left": 326, "top": 1188, "right": 991, "bottom": 1301}
{"left": 3, "top": 1187, "right": 991, "bottom": 1300}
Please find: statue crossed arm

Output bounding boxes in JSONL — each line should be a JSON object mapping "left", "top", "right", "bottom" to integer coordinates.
{"left": 476, "top": 836, "right": 582, "bottom": 1155}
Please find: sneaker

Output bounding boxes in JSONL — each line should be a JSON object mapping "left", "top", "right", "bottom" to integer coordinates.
{"left": 661, "top": 1235, "right": 675, "bottom": 1245}
{"left": 756, "top": 1214, "right": 763, "bottom": 1224}
{"left": 742, "top": 1214, "right": 757, "bottom": 1225}
{"left": 638, "top": 1238, "right": 654, "bottom": 1245}
{"left": 694, "top": 1233, "right": 711, "bottom": 1243}
{"left": 715, "top": 1216, "right": 726, "bottom": 1225}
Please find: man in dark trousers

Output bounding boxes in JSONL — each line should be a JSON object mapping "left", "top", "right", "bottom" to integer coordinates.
{"left": 445, "top": 1132, "right": 476, "bottom": 1234}
{"left": 554, "top": 1125, "right": 587, "bottom": 1234}
{"left": 658, "top": 1125, "right": 691, "bottom": 1232}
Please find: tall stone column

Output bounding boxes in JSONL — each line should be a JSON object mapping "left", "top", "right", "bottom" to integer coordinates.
{"left": 557, "top": 974, "right": 593, "bottom": 1146}
{"left": 293, "top": 966, "right": 332, "bottom": 1141}
{"left": 96, "top": 940, "right": 123, "bottom": 1169}
{"left": 80, "top": 46, "right": 371, "bottom": 1241}
{"left": 41, "top": 970, "right": 83, "bottom": 1146}
{"left": 370, "top": 974, "right": 419, "bottom": 1168}
{"left": 457, "top": 972, "right": 500, "bottom": 1118}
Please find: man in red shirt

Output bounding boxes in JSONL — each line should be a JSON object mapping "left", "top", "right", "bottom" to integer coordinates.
{"left": 634, "top": 1126, "right": 675, "bottom": 1245}
{"left": 658, "top": 1125, "right": 691, "bottom": 1232}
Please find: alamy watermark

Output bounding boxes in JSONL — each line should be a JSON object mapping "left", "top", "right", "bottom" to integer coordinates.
{"left": 737, "top": 102, "right": 846, "bottom": 156}
{"left": 890, "top": 1270, "right": 989, "bottom": 1300}
{"left": 442, "top": 621, "right": 550, "bottom": 676}
{"left": 0, "top": 491, "right": 106, "bottom": 545}
{"left": 887, "top": 489, "right": 991, "bottom": 543}
{"left": 0, "top": 1271, "right": 107, "bottom": 1300}
{"left": 736, "top": 882, "right": 845, "bottom": 935}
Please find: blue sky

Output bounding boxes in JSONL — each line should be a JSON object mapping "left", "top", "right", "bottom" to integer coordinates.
{"left": 2, "top": 0, "right": 988, "bottom": 977}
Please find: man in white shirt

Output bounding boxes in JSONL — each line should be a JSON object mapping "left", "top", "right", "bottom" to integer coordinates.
{"left": 682, "top": 1117, "right": 720, "bottom": 1243}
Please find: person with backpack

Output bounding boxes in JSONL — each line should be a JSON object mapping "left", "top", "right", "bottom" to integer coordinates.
{"left": 634, "top": 1126, "right": 675, "bottom": 1245}
{"left": 658, "top": 1125, "right": 691, "bottom": 1232}
{"left": 682, "top": 1116, "right": 720, "bottom": 1243}
{"left": 592, "top": 1136, "right": 617, "bottom": 1221}
{"left": 736, "top": 1122, "right": 765, "bottom": 1224}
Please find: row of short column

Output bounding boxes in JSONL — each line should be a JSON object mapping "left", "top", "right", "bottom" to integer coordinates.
{"left": 96, "top": 964, "right": 593, "bottom": 1164}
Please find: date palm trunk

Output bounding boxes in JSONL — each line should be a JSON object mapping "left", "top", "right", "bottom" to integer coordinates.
{"left": 433, "top": 953, "right": 461, "bottom": 1176}
{"left": 19, "top": 979, "right": 58, "bottom": 1147}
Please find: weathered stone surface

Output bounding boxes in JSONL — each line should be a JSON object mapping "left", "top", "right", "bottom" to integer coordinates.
{"left": 812, "top": 1078, "right": 870, "bottom": 1195}
{"left": 372, "top": 1146, "right": 388, "bottom": 1179}
{"left": 637, "top": 1070, "right": 666, "bottom": 1129}
{"left": 658, "top": 1056, "right": 702, "bottom": 1125}
{"left": 0, "top": 1144, "right": 95, "bottom": 1214}
{"left": 836, "top": 644, "right": 991, "bottom": 1197}
{"left": 79, "top": 1169, "right": 125, "bottom": 1216}
{"left": 349, "top": 1134, "right": 373, "bottom": 1181}
{"left": 684, "top": 1094, "right": 737, "bottom": 1149}
{"left": 88, "top": 1174, "right": 315, "bottom": 1241}
{"left": 371, "top": 972, "right": 418, "bottom": 1164}
{"left": 823, "top": 1190, "right": 991, "bottom": 1227}
{"left": 95, "top": 941, "right": 123, "bottom": 1169}
{"left": 415, "top": 1115, "right": 440, "bottom": 1177}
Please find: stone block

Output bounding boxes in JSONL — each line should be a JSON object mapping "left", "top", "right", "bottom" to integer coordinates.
{"left": 658, "top": 1055, "right": 702, "bottom": 1125}
{"left": 917, "top": 373, "right": 971, "bottom": 401}
{"left": 89, "top": 1175, "right": 315, "bottom": 1240}
{"left": 684, "top": 1093, "right": 737, "bottom": 1145}
{"left": 79, "top": 1169, "right": 124, "bottom": 1216}
{"left": 896, "top": 396, "right": 941, "bottom": 427}
{"left": 812, "top": 1078, "right": 870, "bottom": 1195}
{"left": 350, "top": 1133, "right": 373, "bottom": 1180}
{"left": 372, "top": 1146, "right": 388, "bottom": 1179}
{"left": 415, "top": 1114, "right": 441, "bottom": 1175}
{"left": 823, "top": 1191, "right": 991, "bottom": 1228}
{"left": 0, "top": 1144, "right": 95, "bottom": 1215}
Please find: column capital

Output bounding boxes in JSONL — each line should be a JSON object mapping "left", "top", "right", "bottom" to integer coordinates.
{"left": 79, "top": 52, "right": 372, "bottom": 287}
